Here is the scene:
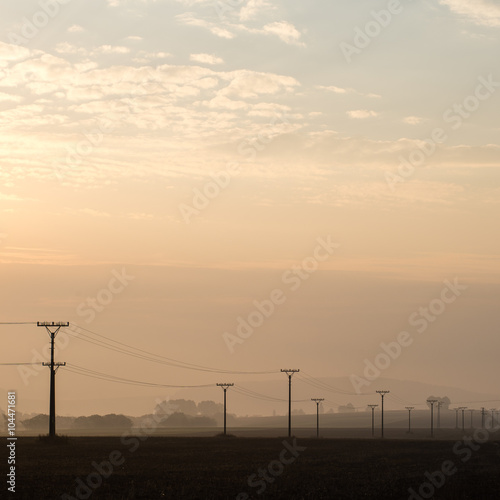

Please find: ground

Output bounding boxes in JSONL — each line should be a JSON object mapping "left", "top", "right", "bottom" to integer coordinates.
{"left": 4, "top": 429, "right": 500, "bottom": 499}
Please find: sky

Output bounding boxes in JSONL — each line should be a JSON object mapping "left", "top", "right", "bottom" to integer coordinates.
{"left": 1, "top": 0, "right": 499, "bottom": 417}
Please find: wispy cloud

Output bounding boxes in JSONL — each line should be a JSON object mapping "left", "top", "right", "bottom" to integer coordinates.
{"left": 440, "top": 0, "right": 500, "bottom": 26}
{"left": 346, "top": 110, "right": 379, "bottom": 119}
{"left": 190, "top": 53, "right": 224, "bottom": 65}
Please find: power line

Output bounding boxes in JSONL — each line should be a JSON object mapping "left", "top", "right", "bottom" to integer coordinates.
{"left": 299, "top": 370, "right": 361, "bottom": 395}
{"left": 66, "top": 363, "right": 215, "bottom": 388}
{"left": 0, "top": 322, "right": 37, "bottom": 325}
{"left": 67, "top": 325, "right": 277, "bottom": 375}
{"left": 233, "top": 385, "right": 309, "bottom": 403}
{"left": 0, "top": 362, "right": 43, "bottom": 365}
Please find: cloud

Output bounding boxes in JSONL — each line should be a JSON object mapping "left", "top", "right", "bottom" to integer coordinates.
{"left": 317, "top": 86, "right": 381, "bottom": 98}
{"left": 55, "top": 43, "right": 88, "bottom": 55}
{"left": 0, "top": 92, "right": 22, "bottom": 102}
{"left": 262, "top": 21, "right": 303, "bottom": 45}
{"left": 0, "top": 41, "right": 30, "bottom": 64}
{"left": 95, "top": 45, "right": 131, "bottom": 55}
{"left": 190, "top": 53, "right": 224, "bottom": 65}
{"left": 219, "top": 70, "right": 300, "bottom": 98}
{"left": 403, "top": 116, "right": 425, "bottom": 125}
{"left": 346, "top": 110, "right": 379, "bottom": 119}
{"left": 239, "top": 0, "right": 275, "bottom": 21}
{"left": 176, "top": 13, "right": 235, "bottom": 39}
{"left": 0, "top": 192, "right": 25, "bottom": 201}
{"left": 68, "top": 25, "right": 84, "bottom": 33}
{"left": 440, "top": 0, "right": 500, "bottom": 26}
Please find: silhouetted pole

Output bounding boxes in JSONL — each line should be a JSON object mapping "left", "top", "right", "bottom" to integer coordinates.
{"left": 481, "top": 407, "right": 486, "bottom": 429}
{"left": 37, "top": 321, "right": 68, "bottom": 438}
{"left": 454, "top": 408, "right": 459, "bottom": 429}
{"left": 405, "top": 407, "right": 414, "bottom": 434}
{"left": 427, "top": 399, "right": 437, "bottom": 438}
{"left": 281, "top": 369, "right": 299, "bottom": 437}
{"left": 311, "top": 398, "right": 324, "bottom": 438}
{"left": 491, "top": 408, "right": 496, "bottom": 428}
{"left": 460, "top": 407, "right": 467, "bottom": 432}
{"left": 368, "top": 405, "right": 378, "bottom": 437}
{"left": 216, "top": 383, "right": 234, "bottom": 435}
{"left": 437, "top": 402, "right": 442, "bottom": 429}
{"left": 469, "top": 409, "right": 474, "bottom": 429}
{"left": 376, "top": 391, "right": 389, "bottom": 438}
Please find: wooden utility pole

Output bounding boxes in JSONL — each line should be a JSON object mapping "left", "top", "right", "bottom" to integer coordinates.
{"left": 37, "top": 322, "right": 68, "bottom": 438}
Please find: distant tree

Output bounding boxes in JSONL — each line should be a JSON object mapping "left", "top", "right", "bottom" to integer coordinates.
{"left": 441, "top": 397, "right": 451, "bottom": 410}
{"left": 326, "top": 408, "right": 335, "bottom": 414}
{"left": 102, "top": 414, "right": 133, "bottom": 429}
{"left": 213, "top": 412, "right": 237, "bottom": 426}
{"left": 154, "top": 400, "right": 179, "bottom": 417}
{"left": 426, "top": 396, "right": 450, "bottom": 410}
{"left": 168, "top": 399, "right": 197, "bottom": 416}
{"left": 161, "top": 412, "right": 216, "bottom": 427}
{"left": 338, "top": 403, "right": 356, "bottom": 413}
{"left": 190, "top": 415, "right": 216, "bottom": 427}
{"left": 292, "top": 408, "right": 305, "bottom": 415}
{"left": 161, "top": 412, "right": 189, "bottom": 427}
{"left": 22, "top": 414, "right": 49, "bottom": 429}
{"left": 73, "top": 414, "right": 132, "bottom": 429}
{"left": 197, "top": 400, "right": 223, "bottom": 416}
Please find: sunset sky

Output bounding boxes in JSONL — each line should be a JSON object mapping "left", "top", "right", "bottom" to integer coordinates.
{"left": 1, "top": 0, "right": 499, "bottom": 416}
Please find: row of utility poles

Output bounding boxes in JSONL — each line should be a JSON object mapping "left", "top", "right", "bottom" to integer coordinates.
{"left": 11, "top": 323, "right": 500, "bottom": 439}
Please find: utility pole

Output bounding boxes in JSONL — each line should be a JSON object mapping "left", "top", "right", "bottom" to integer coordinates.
{"left": 437, "top": 401, "right": 442, "bottom": 430}
{"left": 37, "top": 321, "right": 68, "bottom": 438}
{"left": 427, "top": 400, "right": 437, "bottom": 438}
{"left": 469, "top": 409, "right": 474, "bottom": 429}
{"left": 216, "top": 383, "right": 234, "bottom": 436}
{"left": 405, "top": 407, "right": 414, "bottom": 434}
{"left": 376, "top": 391, "right": 389, "bottom": 438}
{"left": 311, "top": 398, "right": 324, "bottom": 438}
{"left": 490, "top": 408, "right": 496, "bottom": 428}
{"left": 481, "top": 407, "right": 486, "bottom": 429}
{"left": 460, "top": 407, "right": 467, "bottom": 432}
{"left": 454, "top": 408, "right": 459, "bottom": 429}
{"left": 368, "top": 405, "right": 378, "bottom": 437}
{"left": 281, "top": 369, "right": 299, "bottom": 438}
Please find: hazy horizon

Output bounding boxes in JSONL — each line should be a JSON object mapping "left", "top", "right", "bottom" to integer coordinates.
{"left": 1, "top": 1, "right": 499, "bottom": 422}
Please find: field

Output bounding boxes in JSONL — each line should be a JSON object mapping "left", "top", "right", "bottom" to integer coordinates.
{"left": 4, "top": 430, "right": 500, "bottom": 499}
